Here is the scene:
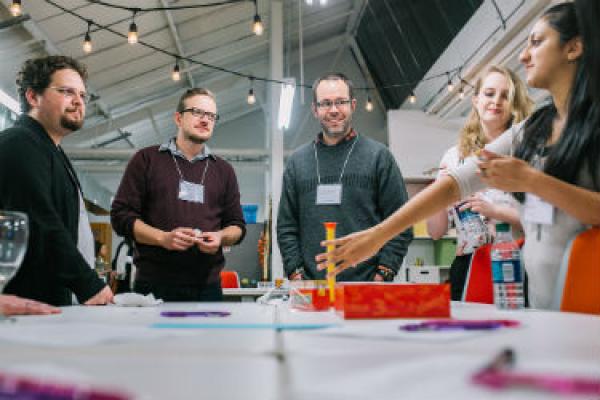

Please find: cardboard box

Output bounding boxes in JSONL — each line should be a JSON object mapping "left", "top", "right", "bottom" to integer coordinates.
{"left": 334, "top": 282, "right": 450, "bottom": 319}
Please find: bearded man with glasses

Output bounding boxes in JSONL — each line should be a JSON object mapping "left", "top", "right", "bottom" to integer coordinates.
{"left": 277, "top": 73, "right": 413, "bottom": 282}
{"left": 0, "top": 56, "right": 113, "bottom": 306}
{"left": 111, "top": 88, "right": 245, "bottom": 302}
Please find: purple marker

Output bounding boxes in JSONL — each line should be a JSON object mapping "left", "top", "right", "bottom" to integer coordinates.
{"left": 160, "top": 311, "right": 231, "bottom": 318}
{"left": 400, "top": 319, "right": 520, "bottom": 332}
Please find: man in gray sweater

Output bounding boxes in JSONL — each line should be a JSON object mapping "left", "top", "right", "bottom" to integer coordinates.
{"left": 277, "top": 73, "right": 413, "bottom": 282}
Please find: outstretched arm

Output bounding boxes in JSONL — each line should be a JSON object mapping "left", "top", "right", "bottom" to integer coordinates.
{"left": 317, "top": 175, "right": 461, "bottom": 275}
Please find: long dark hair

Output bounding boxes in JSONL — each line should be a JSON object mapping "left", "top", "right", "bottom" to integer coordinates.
{"left": 514, "top": 2, "right": 600, "bottom": 202}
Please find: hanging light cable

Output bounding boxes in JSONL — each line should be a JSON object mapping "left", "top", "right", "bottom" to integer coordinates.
{"left": 171, "top": 59, "right": 181, "bottom": 81}
{"left": 128, "top": 10, "right": 138, "bottom": 44}
{"left": 82, "top": 20, "right": 93, "bottom": 53}
{"left": 10, "top": 0, "right": 22, "bottom": 17}
{"left": 252, "top": 0, "right": 264, "bottom": 35}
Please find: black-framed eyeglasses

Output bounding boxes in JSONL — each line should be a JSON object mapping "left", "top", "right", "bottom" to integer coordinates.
{"left": 47, "top": 86, "right": 90, "bottom": 104}
{"left": 315, "top": 99, "right": 352, "bottom": 109}
{"left": 180, "top": 107, "right": 220, "bottom": 122}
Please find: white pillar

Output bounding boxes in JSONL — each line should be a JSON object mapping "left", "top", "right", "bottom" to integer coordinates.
{"left": 269, "top": 0, "right": 284, "bottom": 279}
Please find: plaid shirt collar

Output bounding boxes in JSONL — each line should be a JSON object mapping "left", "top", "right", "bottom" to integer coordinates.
{"left": 315, "top": 129, "right": 358, "bottom": 145}
{"left": 159, "top": 137, "right": 214, "bottom": 162}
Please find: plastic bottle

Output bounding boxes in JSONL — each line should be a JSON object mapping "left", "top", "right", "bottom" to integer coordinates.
{"left": 454, "top": 204, "right": 489, "bottom": 253}
{"left": 490, "top": 223, "right": 524, "bottom": 309}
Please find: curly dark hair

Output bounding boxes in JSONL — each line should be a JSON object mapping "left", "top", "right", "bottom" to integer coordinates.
{"left": 16, "top": 55, "right": 88, "bottom": 113}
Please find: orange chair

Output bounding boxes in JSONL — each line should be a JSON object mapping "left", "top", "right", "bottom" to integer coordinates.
{"left": 220, "top": 270, "right": 240, "bottom": 289}
{"left": 462, "top": 238, "right": 525, "bottom": 304}
{"left": 552, "top": 228, "right": 600, "bottom": 315}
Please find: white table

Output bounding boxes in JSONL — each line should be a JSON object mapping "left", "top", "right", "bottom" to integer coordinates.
{"left": 0, "top": 302, "right": 598, "bottom": 400}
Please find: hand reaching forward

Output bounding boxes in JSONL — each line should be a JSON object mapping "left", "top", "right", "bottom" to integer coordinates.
{"left": 314, "top": 228, "right": 387, "bottom": 278}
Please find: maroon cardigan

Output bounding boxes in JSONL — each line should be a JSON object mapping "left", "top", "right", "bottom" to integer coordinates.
{"left": 111, "top": 146, "right": 246, "bottom": 286}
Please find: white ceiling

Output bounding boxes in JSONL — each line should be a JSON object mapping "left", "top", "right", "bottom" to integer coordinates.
{"left": 0, "top": 0, "right": 552, "bottom": 209}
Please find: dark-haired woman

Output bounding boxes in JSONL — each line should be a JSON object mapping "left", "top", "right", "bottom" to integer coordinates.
{"left": 317, "top": 2, "right": 600, "bottom": 310}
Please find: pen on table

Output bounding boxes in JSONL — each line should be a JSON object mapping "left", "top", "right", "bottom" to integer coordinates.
{"left": 160, "top": 311, "right": 231, "bottom": 317}
{"left": 400, "top": 319, "right": 520, "bottom": 332}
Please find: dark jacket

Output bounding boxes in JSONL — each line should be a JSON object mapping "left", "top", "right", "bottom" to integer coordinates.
{"left": 0, "top": 115, "right": 106, "bottom": 306}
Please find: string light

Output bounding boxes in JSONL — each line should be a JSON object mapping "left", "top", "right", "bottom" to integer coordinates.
{"left": 247, "top": 88, "right": 256, "bottom": 105}
{"left": 409, "top": 91, "right": 417, "bottom": 104}
{"left": 252, "top": 0, "right": 263, "bottom": 36}
{"left": 171, "top": 60, "right": 181, "bottom": 81}
{"left": 40, "top": 0, "right": 478, "bottom": 107}
{"left": 10, "top": 0, "right": 22, "bottom": 17}
{"left": 446, "top": 73, "right": 454, "bottom": 92}
{"left": 128, "top": 11, "right": 138, "bottom": 44}
{"left": 458, "top": 86, "right": 465, "bottom": 100}
{"left": 365, "top": 96, "right": 373, "bottom": 112}
{"left": 82, "top": 21, "right": 93, "bottom": 53}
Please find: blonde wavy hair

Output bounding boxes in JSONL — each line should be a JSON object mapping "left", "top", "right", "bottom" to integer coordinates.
{"left": 458, "top": 66, "right": 534, "bottom": 159}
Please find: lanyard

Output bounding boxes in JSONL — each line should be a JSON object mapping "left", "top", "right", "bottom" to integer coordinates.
{"left": 170, "top": 152, "right": 210, "bottom": 185}
{"left": 313, "top": 136, "right": 359, "bottom": 185}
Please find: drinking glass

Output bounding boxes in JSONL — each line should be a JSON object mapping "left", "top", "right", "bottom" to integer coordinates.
{"left": 0, "top": 211, "right": 28, "bottom": 320}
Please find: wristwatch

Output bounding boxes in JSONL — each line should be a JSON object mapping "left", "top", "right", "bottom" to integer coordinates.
{"left": 376, "top": 266, "right": 395, "bottom": 282}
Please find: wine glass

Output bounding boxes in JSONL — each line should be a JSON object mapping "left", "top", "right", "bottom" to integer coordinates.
{"left": 0, "top": 211, "right": 28, "bottom": 320}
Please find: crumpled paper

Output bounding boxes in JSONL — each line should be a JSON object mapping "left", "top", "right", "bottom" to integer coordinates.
{"left": 113, "top": 293, "right": 163, "bottom": 307}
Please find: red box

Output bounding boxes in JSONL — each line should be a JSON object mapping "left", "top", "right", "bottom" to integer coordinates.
{"left": 334, "top": 283, "right": 450, "bottom": 319}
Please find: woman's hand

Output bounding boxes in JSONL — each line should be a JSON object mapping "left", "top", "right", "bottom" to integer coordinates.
{"left": 477, "top": 149, "right": 538, "bottom": 193}
{"left": 315, "top": 228, "right": 387, "bottom": 277}
{"left": 460, "top": 193, "right": 498, "bottom": 219}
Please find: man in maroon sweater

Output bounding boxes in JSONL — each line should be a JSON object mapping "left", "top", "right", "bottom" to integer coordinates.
{"left": 111, "top": 88, "right": 246, "bottom": 301}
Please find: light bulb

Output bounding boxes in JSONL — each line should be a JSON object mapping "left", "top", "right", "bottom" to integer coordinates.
{"left": 447, "top": 81, "right": 454, "bottom": 92}
{"left": 458, "top": 87, "right": 465, "bottom": 100}
{"left": 365, "top": 97, "right": 373, "bottom": 112}
{"left": 409, "top": 93, "right": 416, "bottom": 104}
{"left": 83, "top": 32, "right": 92, "bottom": 53}
{"left": 172, "top": 64, "right": 181, "bottom": 81}
{"left": 247, "top": 88, "right": 256, "bottom": 105}
{"left": 253, "top": 14, "right": 264, "bottom": 36}
{"left": 128, "top": 22, "right": 138, "bottom": 44}
{"left": 10, "top": 0, "right": 22, "bottom": 17}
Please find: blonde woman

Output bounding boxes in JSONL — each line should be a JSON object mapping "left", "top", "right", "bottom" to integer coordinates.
{"left": 427, "top": 66, "right": 534, "bottom": 300}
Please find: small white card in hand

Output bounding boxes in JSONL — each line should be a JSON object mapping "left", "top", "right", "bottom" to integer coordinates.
{"left": 113, "top": 293, "right": 163, "bottom": 307}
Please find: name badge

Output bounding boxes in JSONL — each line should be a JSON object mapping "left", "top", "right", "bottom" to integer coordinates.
{"left": 316, "top": 184, "right": 342, "bottom": 205}
{"left": 178, "top": 180, "right": 204, "bottom": 203}
{"left": 523, "top": 193, "right": 554, "bottom": 225}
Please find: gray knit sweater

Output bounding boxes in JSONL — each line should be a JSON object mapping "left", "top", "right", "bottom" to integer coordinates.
{"left": 277, "top": 134, "right": 413, "bottom": 281}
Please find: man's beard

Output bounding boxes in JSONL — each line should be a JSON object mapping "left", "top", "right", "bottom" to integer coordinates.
{"left": 184, "top": 130, "right": 207, "bottom": 145}
{"left": 60, "top": 115, "right": 83, "bottom": 132}
{"left": 321, "top": 115, "right": 352, "bottom": 139}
